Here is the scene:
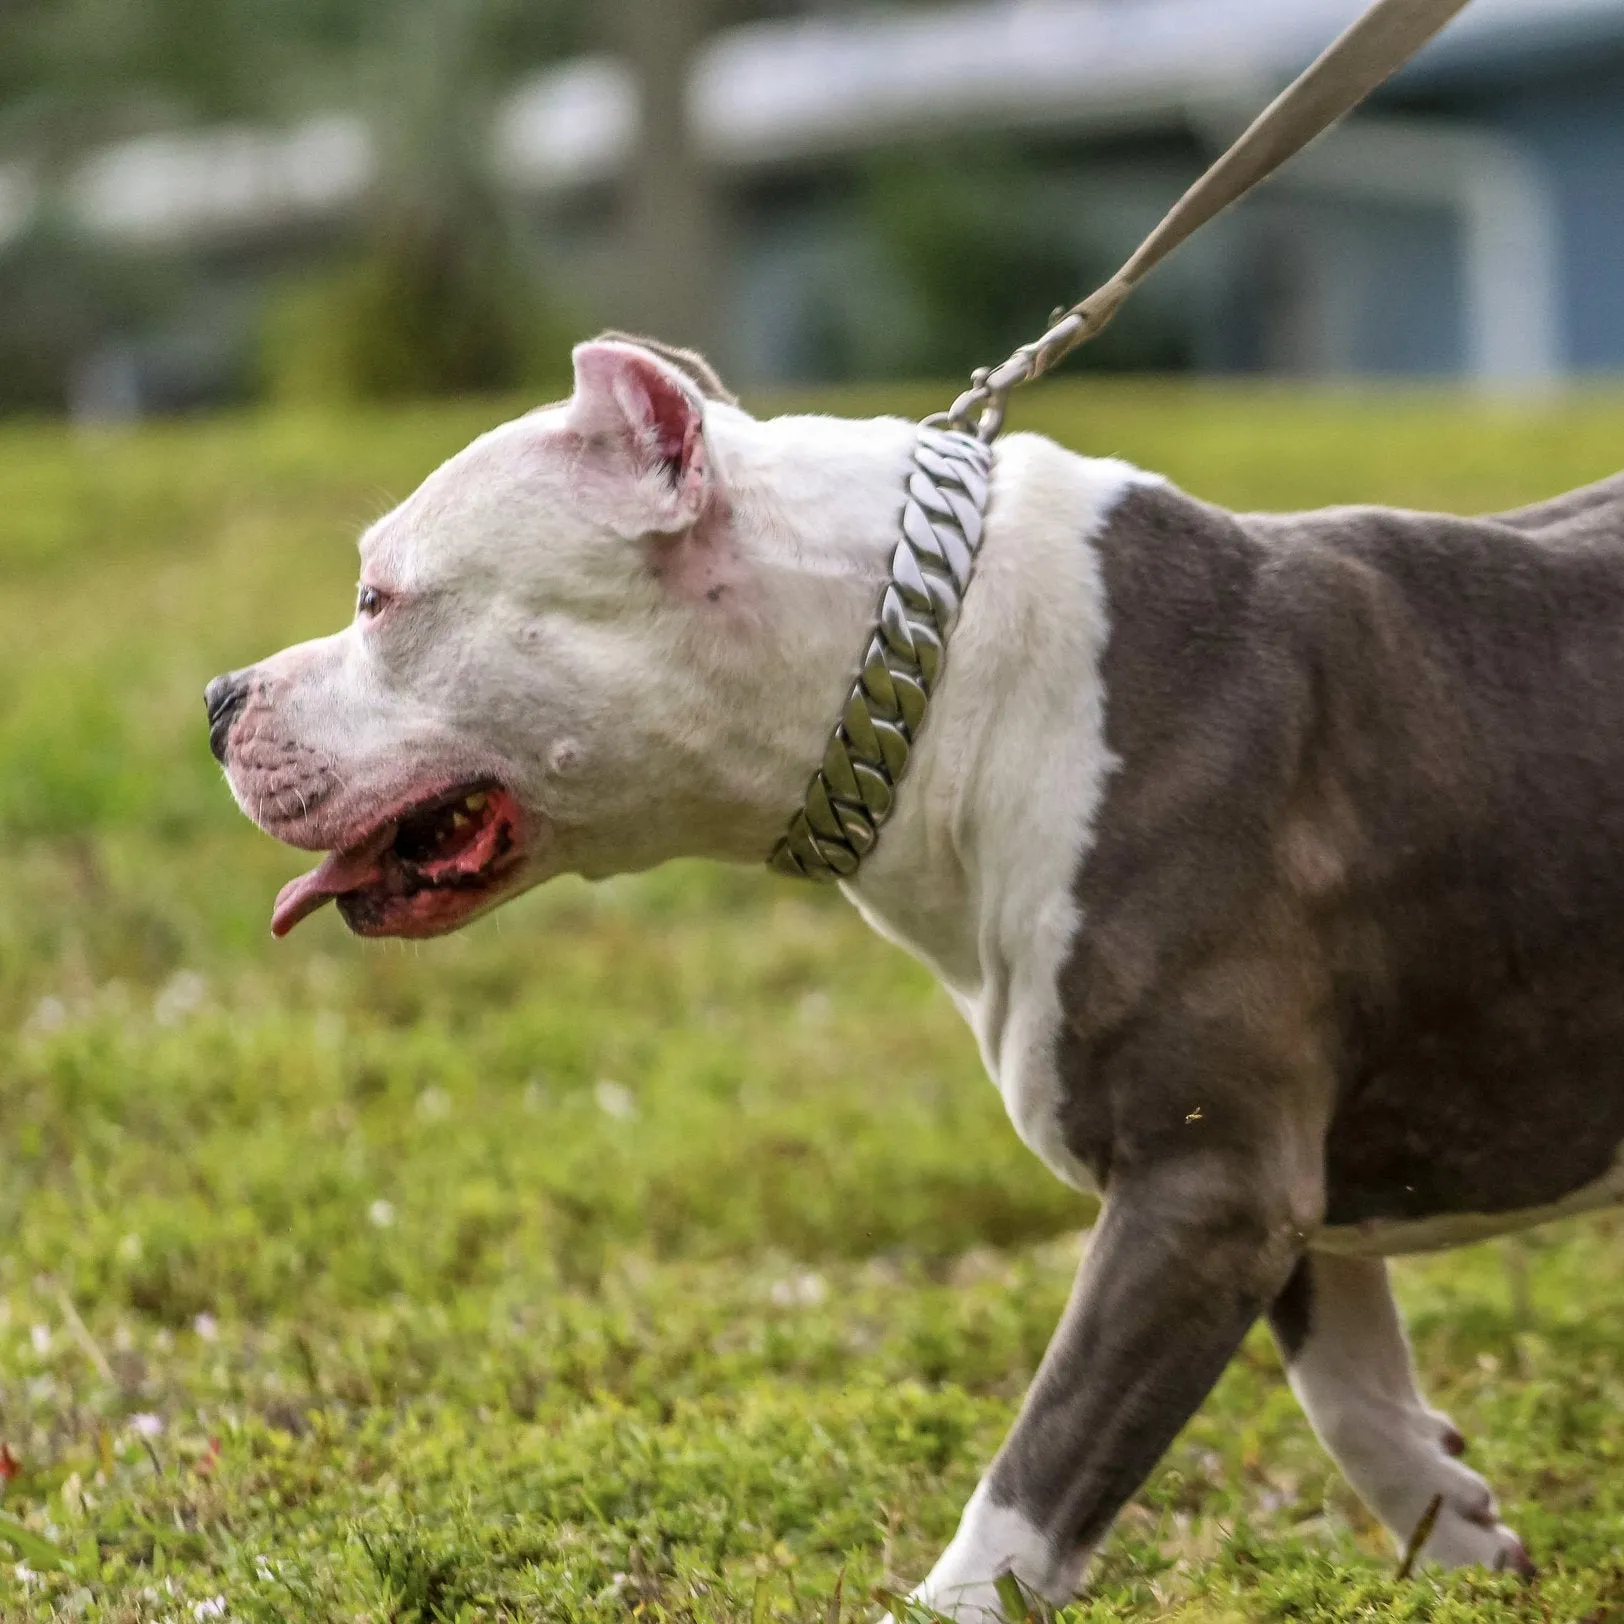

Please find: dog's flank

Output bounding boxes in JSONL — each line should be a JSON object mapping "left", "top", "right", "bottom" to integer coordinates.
{"left": 209, "top": 336, "right": 1624, "bottom": 1617}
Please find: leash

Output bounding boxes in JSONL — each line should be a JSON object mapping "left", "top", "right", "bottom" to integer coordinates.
{"left": 770, "top": 0, "right": 1476, "bottom": 882}
{"left": 929, "top": 0, "right": 1477, "bottom": 444}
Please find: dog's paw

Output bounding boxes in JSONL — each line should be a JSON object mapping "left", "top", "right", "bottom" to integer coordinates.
{"left": 1415, "top": 1471, "right": 1535, "bottom": 1577}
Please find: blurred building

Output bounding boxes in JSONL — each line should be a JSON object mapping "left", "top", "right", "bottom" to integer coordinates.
{"left": 659, "top": 0, "right": 1624, "bottom": 386}
{"left": 6, "top": 0, "right": 1624, "bottom": 405}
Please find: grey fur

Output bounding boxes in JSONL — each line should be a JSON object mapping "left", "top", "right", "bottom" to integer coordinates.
{"left": 984, "top": 471, "right": 1624, "bottom": 1584}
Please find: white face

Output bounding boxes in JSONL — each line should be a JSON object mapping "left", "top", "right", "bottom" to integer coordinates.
{"left": 211, "top": 339, "right": 786, "bottom": 939}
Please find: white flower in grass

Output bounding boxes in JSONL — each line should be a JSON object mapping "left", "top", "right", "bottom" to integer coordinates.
{"left": 194, "top": 1598, "right": 227, "bottom": 1620}
{"left": 797, "top": 990, "right": 831, "bottom": 1025}
{"left": 29, "top": 1324, "right": 50, "bottom": 1356}
{"left": 769, "top": 1272, "right": 828, "bottom": 1309}
{"left": 415, "top": 1086, "right": 451, "bottom": 1121}
{"left": 193, "top": 1313, "right": 218, "bottom": 1342}
{"left": 594, "top": 1079, "right": 637, "bottom": 1121}
{"left": 368, "top": 1199, "right": 396, "bottom": 1229}
{"left": 153, "top": 971, "right": 207, "bottom": 1027}
{"left": 25, "top": 996, "right": 67, "bottom": 1035}
{"left": 129, "top": 1413, "right": 164, "bottom": 1439}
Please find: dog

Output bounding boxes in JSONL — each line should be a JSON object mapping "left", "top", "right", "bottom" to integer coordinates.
{"left": 208, "top": 334, "right": 1624, "bottom": 1618}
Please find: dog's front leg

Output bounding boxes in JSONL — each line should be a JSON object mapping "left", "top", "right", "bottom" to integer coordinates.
{"left": 909, "top": 1157, "right": 1303, "bottom": 1621}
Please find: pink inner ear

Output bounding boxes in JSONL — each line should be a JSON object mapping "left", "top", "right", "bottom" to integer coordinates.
{"left": 570, "top": 340, "right": 712, "bottom": 530}
{"left": 642, "top": 370, "right": 693, "bottom": 466}
{"left": 574, "top": 342, "right": 701, "bottom": 470}
{"left": 616, "top": 355, "right": 707, "bottom": 506}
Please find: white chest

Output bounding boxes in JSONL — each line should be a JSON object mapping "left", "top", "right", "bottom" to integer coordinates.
{"left": 839, "top": 441, "right": 1148, "bottom": 1204}
{"left": 957, "top": 904, "right": 1099, "bottom": 1196}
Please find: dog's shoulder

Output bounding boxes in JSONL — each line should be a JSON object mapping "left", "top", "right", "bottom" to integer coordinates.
{"left": 1095, "top": 467, "right": 1624, "bottom": 671}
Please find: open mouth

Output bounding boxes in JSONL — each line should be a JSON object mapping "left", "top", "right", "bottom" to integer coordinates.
{"left": 271, "top": 783, "right": 527, "bottom": 939}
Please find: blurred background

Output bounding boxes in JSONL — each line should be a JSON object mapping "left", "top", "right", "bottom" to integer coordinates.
{"left": 2, "top": 0, "right": 1622, "bottom": 421}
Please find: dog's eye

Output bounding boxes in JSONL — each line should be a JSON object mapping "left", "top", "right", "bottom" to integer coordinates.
{"left": 356, "top": 585, "right": 386, "bottom": 619}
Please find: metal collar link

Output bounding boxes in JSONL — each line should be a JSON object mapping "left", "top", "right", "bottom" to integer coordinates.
{"left": 768, "top": 427, "right": 993, "bottom": 882}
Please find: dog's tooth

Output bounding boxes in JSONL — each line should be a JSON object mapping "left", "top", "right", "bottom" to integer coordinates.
{"left": 465, "top": 793, "right": 487, "bottom": 812}
{"left": 452, "top": 812, "right": 469, "bottom": 829}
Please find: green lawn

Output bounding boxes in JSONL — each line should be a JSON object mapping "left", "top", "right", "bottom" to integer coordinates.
{"left": 3, "top": 382, "right": 1624, "bottom": 1622}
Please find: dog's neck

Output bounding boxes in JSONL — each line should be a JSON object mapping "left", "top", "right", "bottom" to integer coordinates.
{"left": 846, "top": 437, "right": 1136, "bottom": 1014}
{"left": 689, "top": 408, "right": 916, "bottom": 857}
{"left": 709, "top": 413, "right": 1140, "bottom": 1055}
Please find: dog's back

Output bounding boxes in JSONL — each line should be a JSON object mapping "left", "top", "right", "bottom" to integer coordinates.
{"left": 1493, "top": 469, "right": 1624, "bottom": 535}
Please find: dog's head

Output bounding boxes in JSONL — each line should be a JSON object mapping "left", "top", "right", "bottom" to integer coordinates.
{"left": 208, "top": 334, "right": 852, "bottom": 939}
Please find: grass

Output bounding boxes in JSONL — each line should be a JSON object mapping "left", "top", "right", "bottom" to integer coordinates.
{"left": 2, "top": 380, "right": 1624, "bottom": 1621}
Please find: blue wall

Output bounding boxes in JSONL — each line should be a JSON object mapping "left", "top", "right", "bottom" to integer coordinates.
{"left": 1488, "top": 68, "right": 1624, "bottom": 373}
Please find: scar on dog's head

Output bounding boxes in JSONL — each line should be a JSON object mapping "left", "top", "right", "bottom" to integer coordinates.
{"left": 591, "top": 330, "right": 737, "bottom": 408}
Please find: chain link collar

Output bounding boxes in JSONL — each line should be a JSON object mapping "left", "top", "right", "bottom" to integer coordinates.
{"left": 768, "top": 426, "right": 994, "bottom": 882}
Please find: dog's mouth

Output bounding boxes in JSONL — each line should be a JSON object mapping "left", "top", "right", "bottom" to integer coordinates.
{"left": 271, "top": 783, "right": 528, "bottom": 940}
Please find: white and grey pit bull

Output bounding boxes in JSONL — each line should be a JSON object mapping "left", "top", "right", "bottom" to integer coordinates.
{"left": 211, "top": 335, "right": 1624, "bottom": 1615}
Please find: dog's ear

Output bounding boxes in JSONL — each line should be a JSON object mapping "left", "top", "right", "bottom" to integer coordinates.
{"left": 591, "top": 330, "right": 737, "bottom": 407}
{"left": 568, "top": 339, "right": 711, "bottom": 535}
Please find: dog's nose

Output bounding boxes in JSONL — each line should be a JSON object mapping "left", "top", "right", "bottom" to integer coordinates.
{"left": 204, "top": 669, "right": 251, "bottom": 764}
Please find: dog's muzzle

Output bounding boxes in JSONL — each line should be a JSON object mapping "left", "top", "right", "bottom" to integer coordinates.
{"left": 204, "top": 669, "right": 251, "bottom": 763}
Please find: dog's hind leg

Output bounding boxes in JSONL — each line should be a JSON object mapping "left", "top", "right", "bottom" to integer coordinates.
{"left": 1268, "top": 1252, "right": 1533, "bottom": 1575}
{"left": 906, "top": 1156, "right": 1303, "bottom": 1622}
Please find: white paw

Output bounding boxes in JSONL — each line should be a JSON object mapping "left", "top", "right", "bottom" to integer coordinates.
{"left": 906, "top": 1482, "right": 1081, "bottom": 1622}
{"left": 894, "top": 1576, "right": 1006, "bottom": 1624}
{"left": 1404, "top": 1463, "right": 1534, "bottom": 1577}
{"left": 1419, "top": 1490, "right": 1534, "bottom": 1576}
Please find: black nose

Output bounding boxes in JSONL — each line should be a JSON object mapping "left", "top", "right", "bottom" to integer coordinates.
{"left": 204, "top": 670, "right": 250, "bottom": 764}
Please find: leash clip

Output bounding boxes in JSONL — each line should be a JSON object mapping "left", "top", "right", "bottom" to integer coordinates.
{"left": 923, "top": 297, "right": 1120, "bottom": 445}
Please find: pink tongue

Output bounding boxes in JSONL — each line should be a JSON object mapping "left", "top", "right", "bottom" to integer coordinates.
{"left": 271, "top": 828, "right": 395, "bottom": 938}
